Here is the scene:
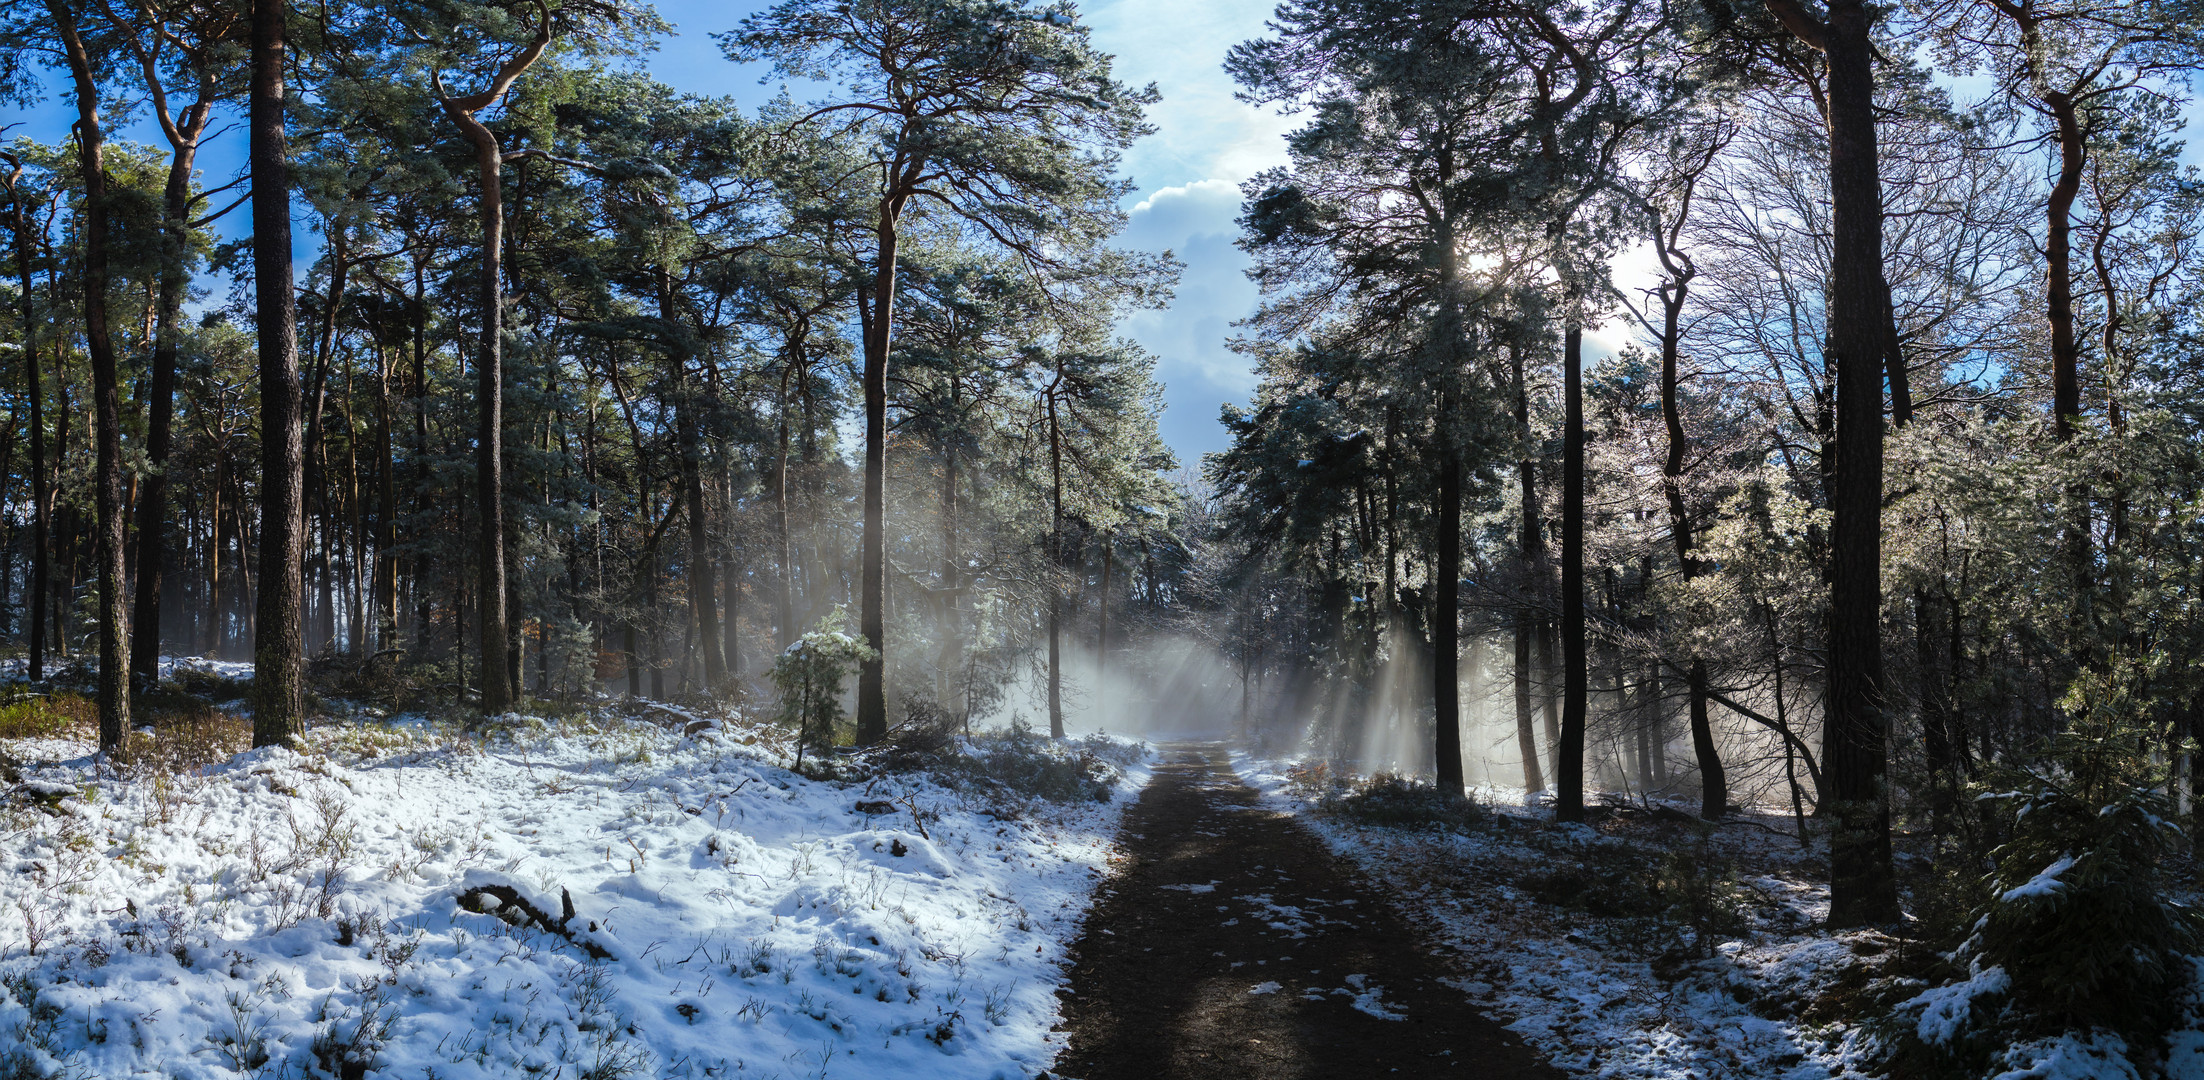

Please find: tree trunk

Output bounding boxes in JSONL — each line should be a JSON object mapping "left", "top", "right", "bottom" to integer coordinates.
{"left": 3, "top": 163, "right": 47, "bottom": 682}
{"left": 445, "top": 140, "right": 507, "bottom": 713}
{"left": 1434, "top": 425, "right": 1465, "bottom": 795}
{"left": 855, "top": 191, "right": 909, "bottom": 745}
{"left": 1656, "top": 223, "right": 1725, "bottom": 820}
{"left": 1557, "top": 321, "right": 1588, "bottom": 822}
{"left": 1510, "top": 338, "right": 1546, "bottom": 793}
{"left": 130, "top": 91, "right": 210, "bottom": 691}
{"left": 1047, "top": 386, "right": 1066, "bottom": 739}
{"left": 676, "top": 389, "right": 724, "bottom": 692}
{"left": 247, "top": 0, "right": 305, "bottom": 745}
{"left": 775, "top": 370, "right": 795, "bottom": 649}
{"left": 1815, "top": 0, "right": 1901, "bottom": 925}
{"left": 2045, "top": 92, "right": 2084, "bottom": 442}
{"left": 433, "top": 17, "right": 549, "bottom": 715}
{"left": 1097, "top": 534, "right": 1111, "bottom": 721}
{"left": 939, "top": 388, "right": 963, "bottom": 707}
{"left": 52, "top": 0, "right": 130, "bottom": 749}
{"left": 374, "top": 348, "right": 398, "bottom": 648}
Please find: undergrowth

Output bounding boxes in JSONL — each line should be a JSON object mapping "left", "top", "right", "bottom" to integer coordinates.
{"left": 0, "top": 693, "right": 96, "bottom": 741}
{"left": 1318, "top": 772, "right": 1487, "bottom": 830}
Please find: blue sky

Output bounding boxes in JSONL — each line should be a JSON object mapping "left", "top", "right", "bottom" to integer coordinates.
{"left": 10, "top": 0, "right": 1291, "bottom": 466}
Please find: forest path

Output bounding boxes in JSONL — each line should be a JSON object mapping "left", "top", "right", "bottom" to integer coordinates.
{"left": 1049, "top": 742, "right": 1563, "bottom": 1080}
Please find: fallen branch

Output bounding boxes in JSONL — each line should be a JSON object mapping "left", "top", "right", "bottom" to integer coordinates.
{"left": 897, "top": 794, "right": 931, "bottom": 841}
{"left": 457, "top": 884, "right": 611, "bottom": 959}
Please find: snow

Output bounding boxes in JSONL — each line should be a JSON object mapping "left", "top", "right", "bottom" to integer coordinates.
{"left": 0, "top": 705, "right": 1151, "bottom": 1079}
{"left": 1990, "top": 1033, "right": 2143, "bottom": 1080}
{"left": 1336, "top": 973, "right": 1405, "bottom": 1020}
{"left": 1159, "top": 881, "right": 1217, "bottom": 893}
{"left": 1231, "top": 748, "right": 1873, "bottom": 1080}
{"left": 2000, "top": 855, "right": 2076, "bottom": 903}
{"left": 160, "top": 656, "right": 259, "bottom": 683}
{"left": 1909, "top": 965, "right": 2010, "bottom": 1046}
{"left": 0, "top": 655, "right": 257, "bottom": 685}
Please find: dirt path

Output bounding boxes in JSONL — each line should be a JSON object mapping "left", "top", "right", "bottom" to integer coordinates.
{"left": 1050, "top": 742, "right": 1563, "bottom": 1080}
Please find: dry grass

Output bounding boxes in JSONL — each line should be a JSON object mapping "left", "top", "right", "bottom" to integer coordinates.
{"left": 0, "top": 690, "right": 251, "bottom": 775}
{"left": 118, "top": 696, "right": 252, "bottom": 774}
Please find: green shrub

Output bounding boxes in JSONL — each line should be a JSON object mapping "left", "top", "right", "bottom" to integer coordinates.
{"left": 1316, "top": 772, "right": 1485, "bottom": 830}
{"left": 1878, "top": 657, "right": 2204, "bottom": 1077}
{"left": 769, "top": 612, "right": 877, "bottom": 774}
{"left": 0, "top": 693, "right": 96, "bottom": 740}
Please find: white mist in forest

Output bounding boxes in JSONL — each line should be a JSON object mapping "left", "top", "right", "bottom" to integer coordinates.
{"left": 961, "top": 636, "right": 1246, "bottom": 741}
{"left": 947, "top": 629, "right": 1532, "bottom": 794}
{"left": 1290, "top": 637, "right": 1529, "bottom": 790}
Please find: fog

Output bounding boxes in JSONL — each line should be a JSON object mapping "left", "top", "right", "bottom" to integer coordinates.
{"left": 951, "top": 627, "right": 1807, "bottom": 814}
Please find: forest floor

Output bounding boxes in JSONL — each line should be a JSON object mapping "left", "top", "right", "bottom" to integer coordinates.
{"left": 0, "top": 661, "right": 1156, "bottom": 1080}
{"left": 1049, "top": 741, "right": 1560, "bottom": 1080}
{"left": 1231, "top": 751, "right": 1888, "bottom": 1080}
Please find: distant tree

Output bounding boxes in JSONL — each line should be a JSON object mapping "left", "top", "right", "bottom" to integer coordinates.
{"left": 727, "top": 0, "right": 1160, "bottom": 742}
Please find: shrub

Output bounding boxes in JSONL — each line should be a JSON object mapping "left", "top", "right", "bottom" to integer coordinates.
{"left": 115, "top": 700, "right": 252, "bottom": 776}
{"left": 1316, "top": 772, "right": 1485, "bottom": 830}
{"left": 1520, "top": 826, "right": 1748, "bottom": 959}
{"left": 938, "top": 719, "right": 1120, "bottom": 805}
{"left": 1878, "top": 657, "right": 2204, "bottom": 1077}
{"left": 0, "top": 692, "right": 97, "bottom": 740}
{"left": 880, "top": 696, "right": 960, "bottom": 772}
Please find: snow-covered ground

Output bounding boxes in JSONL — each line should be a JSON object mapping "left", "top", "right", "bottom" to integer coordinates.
{"left": 0, "top": 701, "right": 1150, "bottom": 1079}
{"left": 1232, "top": 749, "right": 1881, "bottom": 1080}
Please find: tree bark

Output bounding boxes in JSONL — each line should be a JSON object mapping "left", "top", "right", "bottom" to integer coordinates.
{"left": 433, "top": 14, "right": 551, "bottom": 715}
{"left": 1434, "top": 408, "right": 1465, "bottom": 795}
{"left": 855, "top": 187, "right": 909, "bottom": 745}
{"left": 1, "top": 160, "right": 47, "bottom": 682}
{"left": 128, "top": 51, "right": 215, "bottom": 692}
{"left": 1510, "top": 338, "right": 1546, "bottom": 793}
{"left": 775, "top": 365, "right": 795, "bottom": 649}
{"left": 374, "top": 347, "right": 397, "bottom": 648}
{"left": 249, "top": 0, "right": 305, "bottom": 746}
{"left": 2045, "top": 92, "right": 2085, "bottom": 442}
{"left": 676, "top": 388, "right": 724, "bottom": 691}
{"left": 52, "top": 0, "right": 130, "bottom": 749}
{"left": 1047, "top": 380, "right": 1066, "bottom": 739}
{"left": 1557, "top": 320, "right": 1588, "bottom": 822}
{"left": 1654, "top": 214, "right": 1726, "bottom": 821}
{"left": 1768, "top": 0, "right": 1900, "bottom": 924}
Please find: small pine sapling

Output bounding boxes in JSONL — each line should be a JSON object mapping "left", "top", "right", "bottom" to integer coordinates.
{"left": 770, "top": 611, "right": 878, "bottom": 774}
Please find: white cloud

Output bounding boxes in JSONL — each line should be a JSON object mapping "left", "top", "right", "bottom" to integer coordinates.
{"left": 1082, "top": 0, "right": 1295, "bottom": 462}
{"left": 1115, "top": 180, "right": 1264, "bottom": 463}
{"left": 1085, "top": 0, "right": 1296, "bottom": 195}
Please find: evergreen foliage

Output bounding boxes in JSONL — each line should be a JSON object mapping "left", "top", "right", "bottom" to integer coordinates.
{"left": 770, "top": 612, "right": 877, "bottom": 772}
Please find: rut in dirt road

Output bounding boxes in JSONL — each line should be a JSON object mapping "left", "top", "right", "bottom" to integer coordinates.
{"left": 1050, "top": 742, "right": 1562, "bottom": 1080}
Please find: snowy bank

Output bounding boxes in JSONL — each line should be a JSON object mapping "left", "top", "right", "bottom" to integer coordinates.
{"left": 0, "top": 706, "right": 1149, "bottom": 1079}
{"left": 1231, "top": 749, "right": 1876, "bottom": 1080}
